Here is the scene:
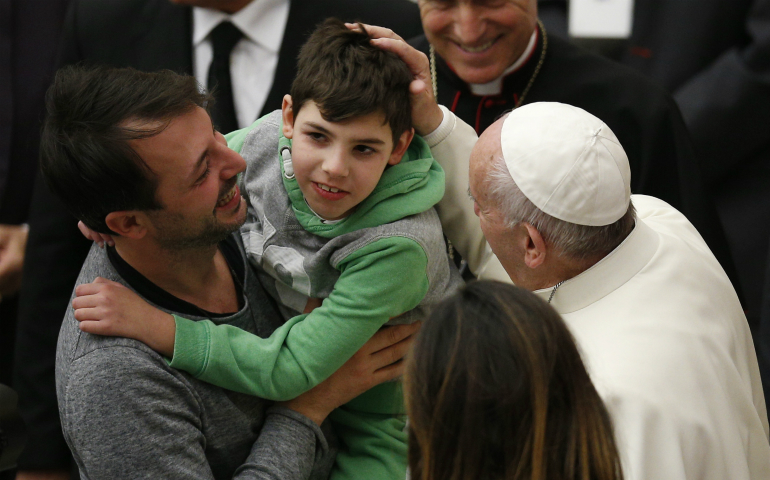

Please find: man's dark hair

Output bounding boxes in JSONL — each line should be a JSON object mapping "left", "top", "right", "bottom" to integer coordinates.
{"left": 290, "top": 18, "right": 413, "bottom": 145}
{"left": 39, "top": 65, "right": 211, "bottom": 234}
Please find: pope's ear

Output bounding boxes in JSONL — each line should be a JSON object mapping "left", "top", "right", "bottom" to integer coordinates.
{"left": 104, "top": 211, "right": 147, "bottom": 239}
{"left": 522, "top": 223, "right": 547, "bottom": 269}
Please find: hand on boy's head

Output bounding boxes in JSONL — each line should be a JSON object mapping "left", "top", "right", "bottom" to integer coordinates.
{"left": 72, "top": 277, "right": 176, "bottom": 356}
{"left": 347, "top": 23, "right": 444, "bottom": 135}
{"left": 78, "top": 220, "right": 115, "bottom": 248}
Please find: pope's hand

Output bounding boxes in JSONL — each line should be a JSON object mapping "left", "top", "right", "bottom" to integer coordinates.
{"left": 347, "top": 23, "right": 444, "bottom": 136}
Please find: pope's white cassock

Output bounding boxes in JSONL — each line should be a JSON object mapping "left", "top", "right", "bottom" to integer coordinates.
{"left": 422, "top": 105, "right": 770, "bottom": 479}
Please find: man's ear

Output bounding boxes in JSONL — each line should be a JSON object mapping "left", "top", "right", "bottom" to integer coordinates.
{"left": 522, "top": 223, "right": 547, "bottom": 269}
{"left": 281, "top": 95, "right": 295, "bottom": 139}
{"left": 387, "top": 128, "right": 415, "bottom": 166}
{"left": 105, "top": 211, "right": 147, "bottom": 240}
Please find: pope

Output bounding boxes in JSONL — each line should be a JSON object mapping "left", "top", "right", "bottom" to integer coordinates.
{"left": 466, "top": 102, "right": 770, "bottom": 480}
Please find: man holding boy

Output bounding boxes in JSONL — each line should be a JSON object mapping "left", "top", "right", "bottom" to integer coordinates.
{"left": 15, "top": 2, "right": 423, "bottom": 475}
{"left": 71, "top": 21, "right": 460, "bottom": 480}
{"left": 40, "top": 64, "right": 417, "bottom": 478}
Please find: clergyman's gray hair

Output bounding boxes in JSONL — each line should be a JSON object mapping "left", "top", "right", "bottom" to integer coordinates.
{"left": 486, "top": 155, "right": 636, "bottom": 260}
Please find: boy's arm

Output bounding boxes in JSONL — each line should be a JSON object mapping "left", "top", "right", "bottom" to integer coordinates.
{"left": 170, "top": 236, "right": 429, "bottom": 400}
{"left": 71, "top": 238, "right": 427, "bottom": 399}
{"left": 63, "top": 346, "right": 320, "bottom": 480}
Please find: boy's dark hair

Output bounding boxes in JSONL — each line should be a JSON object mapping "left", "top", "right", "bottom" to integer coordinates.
{"left": 290, "top": 18, "right": 412, "bottom": 145}
{"left": 39, "top": 65, "right": 211, "bottom": 234}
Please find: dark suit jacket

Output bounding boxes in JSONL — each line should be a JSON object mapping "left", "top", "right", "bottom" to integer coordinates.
{"left": 13, "top": 0, "right": 422, "bottom": 469}
{"left": 0, "top": 0, "right": 71, "bottom": 469}
{"left": 624, "top": 0, "right": 770, "bottom": 331}
{"left": 0, "top": 0, "right": 70, "bottom": 225}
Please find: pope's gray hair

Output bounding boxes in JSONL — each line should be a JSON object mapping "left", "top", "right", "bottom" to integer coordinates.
{"left": 486, "top": 155, "right": 636, "bottom": 260}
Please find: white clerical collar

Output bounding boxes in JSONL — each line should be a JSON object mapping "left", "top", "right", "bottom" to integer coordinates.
{"left": 533, "top": 217, "right": 660, "bottom": 314}
{"left": 468, "top": 29, "right": 538, "bottom": 96}
{"left": 193, "top": 0, "right": 288, "bottom": 54}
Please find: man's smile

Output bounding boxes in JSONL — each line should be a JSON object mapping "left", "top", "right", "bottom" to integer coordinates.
{"left": 215, "top": 184, "right": 240, "bottom": 210}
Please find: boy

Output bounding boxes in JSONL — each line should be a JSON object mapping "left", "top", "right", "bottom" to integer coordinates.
{"left": 74, "top": 19, "right": 461, "bottom": 479}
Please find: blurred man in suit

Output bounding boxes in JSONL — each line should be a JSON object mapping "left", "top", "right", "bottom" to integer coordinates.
{"left": 0, "top": 4, "right": 72, "bottom": 478}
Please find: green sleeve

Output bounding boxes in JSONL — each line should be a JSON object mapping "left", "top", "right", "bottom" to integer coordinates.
{"left": 169, "top": 236, "right": 429, "bottom": 401}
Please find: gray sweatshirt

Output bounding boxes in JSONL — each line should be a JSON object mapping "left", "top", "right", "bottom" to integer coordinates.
{"left": 55, "top": 237, "right": 337, "bottom": 479}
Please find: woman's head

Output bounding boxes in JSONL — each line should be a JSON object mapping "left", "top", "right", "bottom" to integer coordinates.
{"left": 406, "top": 281, "right": 622, "bottom": 480}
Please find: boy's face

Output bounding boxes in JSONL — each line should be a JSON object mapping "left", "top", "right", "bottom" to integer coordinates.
{"left": 281, "top": 96, "right": 414, "bottom": 221}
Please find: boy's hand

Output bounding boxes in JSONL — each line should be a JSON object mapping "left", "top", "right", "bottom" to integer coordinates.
{"left": 78, "top": 221, "right": 115, "bottom": 247}
{"left": 280, "top": 322, "right": 420, "bottom": 425}
{"left": 72, "top": 277, "right": 175, "bottom": 357}
{"left": 346, "top": 23, "right": 444, "bottom": 136}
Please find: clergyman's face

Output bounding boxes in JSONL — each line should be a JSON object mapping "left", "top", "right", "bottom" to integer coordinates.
{"left": 418, "top": 0, "right": 538, "bottom": 85}
{"left": 129, "top": 106, "right": 247, "bottom": 250}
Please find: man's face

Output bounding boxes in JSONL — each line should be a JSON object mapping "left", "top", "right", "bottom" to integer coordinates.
{"left": 469, "top": 119, "right": 527, "bottom": 286}
{"left": 418, "top": 0, "right": 538, "bottom": 85}
{"left": 282, "top": 98, "right": 411, "bottom": 221}
{"left": 129, "top": 107, "right": 247, "bottom": 250}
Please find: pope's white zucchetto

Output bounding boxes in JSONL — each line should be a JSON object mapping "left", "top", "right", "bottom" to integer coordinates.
{"left": 501, "top": 102, "right": 631, "bottom": 226}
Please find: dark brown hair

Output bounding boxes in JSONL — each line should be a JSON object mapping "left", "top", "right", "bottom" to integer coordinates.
{"left": 290, "top": 18, "right": 412, "bottom": 144}
{"left": 39, "top": 65, "right": 211, "bottom": 233}
{"left": 406, "top": 281, "right": 623, "bottom": 480}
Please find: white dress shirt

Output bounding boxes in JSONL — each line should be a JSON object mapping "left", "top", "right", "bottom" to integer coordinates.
{"left": 193, "top": 0, "right": 290, "bottom": 129}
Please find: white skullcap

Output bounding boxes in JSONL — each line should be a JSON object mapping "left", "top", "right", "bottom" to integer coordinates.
{"left": 501, "top": 102, "right": 631, "bottom": 226}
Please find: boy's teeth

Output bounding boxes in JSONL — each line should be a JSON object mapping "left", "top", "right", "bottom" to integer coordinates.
{"left": 319, "top": 183, "right": 340, "bottom": 193}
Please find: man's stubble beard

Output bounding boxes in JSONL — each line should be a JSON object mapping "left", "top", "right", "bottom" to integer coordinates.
{"left": 148, "top": 199, "right": 246, "bottom": 251}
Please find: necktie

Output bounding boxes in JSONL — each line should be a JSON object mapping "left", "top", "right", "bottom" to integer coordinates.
{"left": 207, "top": 21, "right": 243, "bottom": 133}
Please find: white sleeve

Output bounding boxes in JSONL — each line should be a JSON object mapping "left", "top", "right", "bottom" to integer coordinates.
{"left": 426, "top": 106, "right": 510, "bottom": 282}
